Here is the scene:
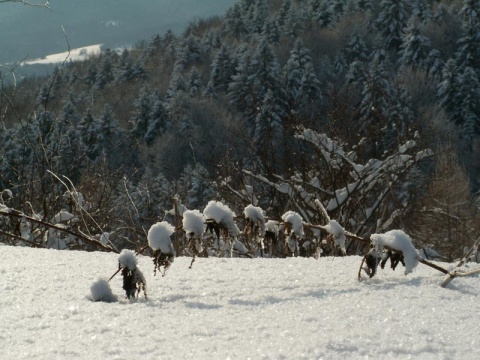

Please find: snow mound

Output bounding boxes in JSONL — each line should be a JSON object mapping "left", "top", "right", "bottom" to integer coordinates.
{"left": 244, "top": 204, "right": 266, "bottom": 236}
{"left": 204, "top": 200, "right": 240, "bottom": 236}
{"left": 281, "top": 211, "right": 303, "bottom": 237}
{"left": 182, "top": 210, "right": 206, "bottom": 238}
{"left": 371, "top": 230, "right": 419, "bottom": 274}
{"left": 148, "top": 221, "right": 175, "bottom": 253}
{"left": 89, "top": 277, "right": 117, "bottom": 302}
{"left": 118, "top": 249, "right": 137, "bottom": 270}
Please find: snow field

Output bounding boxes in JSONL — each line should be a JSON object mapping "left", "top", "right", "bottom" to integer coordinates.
{"left": 0, "top": 246, "right": 479, "bottom": 359}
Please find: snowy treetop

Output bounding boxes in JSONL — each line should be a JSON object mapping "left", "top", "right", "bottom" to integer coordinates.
{"left": 148, "top": 221, "right": 175, "bottom": 253}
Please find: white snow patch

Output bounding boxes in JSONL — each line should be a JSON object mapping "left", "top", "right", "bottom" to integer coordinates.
{"left": 89, "top": 277, "right": 117, "bottom": 302}
{"left": 1, "top": 247, "right": 480, "bottom": 359}
{"left": 22, "top": 44, "right": 103, "bottom": 65}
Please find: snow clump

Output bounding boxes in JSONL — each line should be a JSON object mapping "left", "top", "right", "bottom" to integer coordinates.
{"left": 321, "top": 219, "right": 346, "bottom": 254}
{"left": 370, "top": 230, "right": 419, "bottom": 274}
{"left": 244, "top": 204, "right": 266, "bottom": 236}
{"left": 90, "top": 277, "right": 117, "bottom": 302}
{"left": 281, "top": 211, "right": 304, "bottom": 237}
{"left": 203, "top": 200, "right": 240, "bottom": 236}
{"left": 118, "top": 249, "right": 137, "bottom": 270}
{"left": 148, "top": 221, "right": 175, "bottom": 253}
{"left": 265, "top": 220, "right": 279, "bottom": 235}
{"left": 182, "top": 210, "right": 206, "bottom": 238}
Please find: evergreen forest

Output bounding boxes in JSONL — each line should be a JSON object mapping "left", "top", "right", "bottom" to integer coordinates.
{"left": 1, "top": 0, "right": 480, "bottom": 261}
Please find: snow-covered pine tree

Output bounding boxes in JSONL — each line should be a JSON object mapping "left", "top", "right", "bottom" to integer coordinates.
{"left": 130, "top": 86, "right": 152, "bottom": 142}
{"left": 144, "top": 90, "right": 170, "bottom": 145}
{"left": 398, "top": 15, "right": 431, "bottom": 69}
{"left": 438, "top": 58, "right": 462, "bottom": 125}
{"left": 208, "top": 44, "right": 237, "bottom": 92}
{"left": 375, "top": 0, "right": 411, "bottom": 51}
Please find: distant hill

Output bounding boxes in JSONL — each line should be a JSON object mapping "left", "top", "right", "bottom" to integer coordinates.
{"left": 0, "top": 0, "right": 236, "bottom": 65}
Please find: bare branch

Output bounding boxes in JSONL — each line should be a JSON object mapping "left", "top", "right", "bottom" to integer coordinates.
{"left": 0, "top": 208, "right": 117, "bottom": 252}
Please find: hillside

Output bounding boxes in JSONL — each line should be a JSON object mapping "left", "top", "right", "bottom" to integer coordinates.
{"left": 1, "top": 245, "right": 480, "bottom": 359}
{"left": 1, "top": 0, "right": 480, "bottom": 260}
{"left": 0, "top": 0, "right": 236, "bottom": 64}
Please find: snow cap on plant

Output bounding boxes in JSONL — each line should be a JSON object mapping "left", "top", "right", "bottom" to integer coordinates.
{"left": 148, "top": 221, "right": 175, "bottom": 253}
{"left": 183, "top": 209, "right": 206, "bottom": 239}
{"left": 321, "top": 219, "right": 346, "bottom": 254}
{"left": 281, "top": 211, "right": 304, "bottom": 237}
{"left": 265, "top": 220, "right": 280, "bottom": 235}
{"left": 203, "top": 200, "right": 240, "bottom": 236}
{"left": 244, "top": 204, "right": 266, "bottom": 236}
{"left": 118, "top": 249, "right": 137, "bottom": 271}
{"left": 370, "top": 230, "right": 419, "bottom": 275}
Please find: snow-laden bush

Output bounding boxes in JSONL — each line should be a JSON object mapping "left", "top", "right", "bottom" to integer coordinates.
{"left": 118, "top": 249, "right": 138, "bottom": 270}
{"left": 371, "top": 230, "right": 419, "bottom": 274}
{"left": 90, "top": 277, "right": 117, "bottom": 302}
{"left": 244, "top": 204, "right": 266, "bottom": 236}
{"left": 265, "top": 220, "right": 279, "bottom": 235}
{"left": 183, "top": 210, "right": 205, "bottom": 238}
{"left": 321, "top": 219, "right": 346, "bottom": 254}
{"left": 204, "top": 200, "right": 239, "bottom": 236}
{"left": 148, "top": 221, "right": 175, "bottom": 276}
{"left": 117, "top": 249, "right": 147, "bottom": 299}
{"left": 148, "top": 221, "right": 175, "bottom": 253}
{"left": 281, "top": 211, "right": 303, "bottom": 237}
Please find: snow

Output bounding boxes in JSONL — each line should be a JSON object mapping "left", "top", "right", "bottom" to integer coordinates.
{"left": 244, "top": 204, "right": 266, "bottom": 236}
{"left": 371, "top": 230, "right": 420, "bottom": 274}
{"left": 265, "top": 219, "right": 280, "bottom": 234}
{"left": 21, "top": 44, "right": 103, "bottom": 66}
{"left": 321, "top": 219, "right": 347, "bottom": 253}
{"left": 182, "top": 209, "right": 205, "bottom": 238}
{"left": 1, "top": 246, "right": 480, "bottom": 359}
{"left": 117, "top": 249, "right": 137, "bottom": 270}
{"left": 203, "top": 200, "right": 240, "bottom": 236}
{"left": 89, "top": 278, "right": 117, "bottom": 303}
{"left": 281, "top": 210, "right": 304, "bottom": 237}
{"left": 51, "top": 210, "right": 76, "bottom": 224}
{"left": 147, "top": 221, "right": 175, "bottom": 253}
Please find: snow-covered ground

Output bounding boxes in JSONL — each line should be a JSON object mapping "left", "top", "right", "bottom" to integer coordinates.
{"left": 1, "top": 245, "right": 479, "bottom": 359}
{"left": 21, "top": 44, "right": 103, "bottom": 66}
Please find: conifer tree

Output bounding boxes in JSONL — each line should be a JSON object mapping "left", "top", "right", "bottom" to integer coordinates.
{"left": 375, "top": 0, "right": 411, "bottom": 50}
{"left": 130, "top": 86, "right": 152, "bottom": 142}
{"left": 398, "top": 16, "right": 431, "bottom": 69}
{"left": 438, "top": 59, "right": 462, "bottom": 125}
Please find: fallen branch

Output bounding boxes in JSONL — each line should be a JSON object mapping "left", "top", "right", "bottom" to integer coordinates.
{"left": 0, "top": 208, "right": 116, "bottom": 253}
{"left": 441, "top": 237, "right": 480, "bottom": 288}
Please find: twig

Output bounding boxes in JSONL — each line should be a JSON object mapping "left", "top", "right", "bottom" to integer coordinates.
{"left": 0, "top": 208, "right": 116, "bottom": 252}
{"left": 358, "top": 253, "right": 367, "bottom": 281}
